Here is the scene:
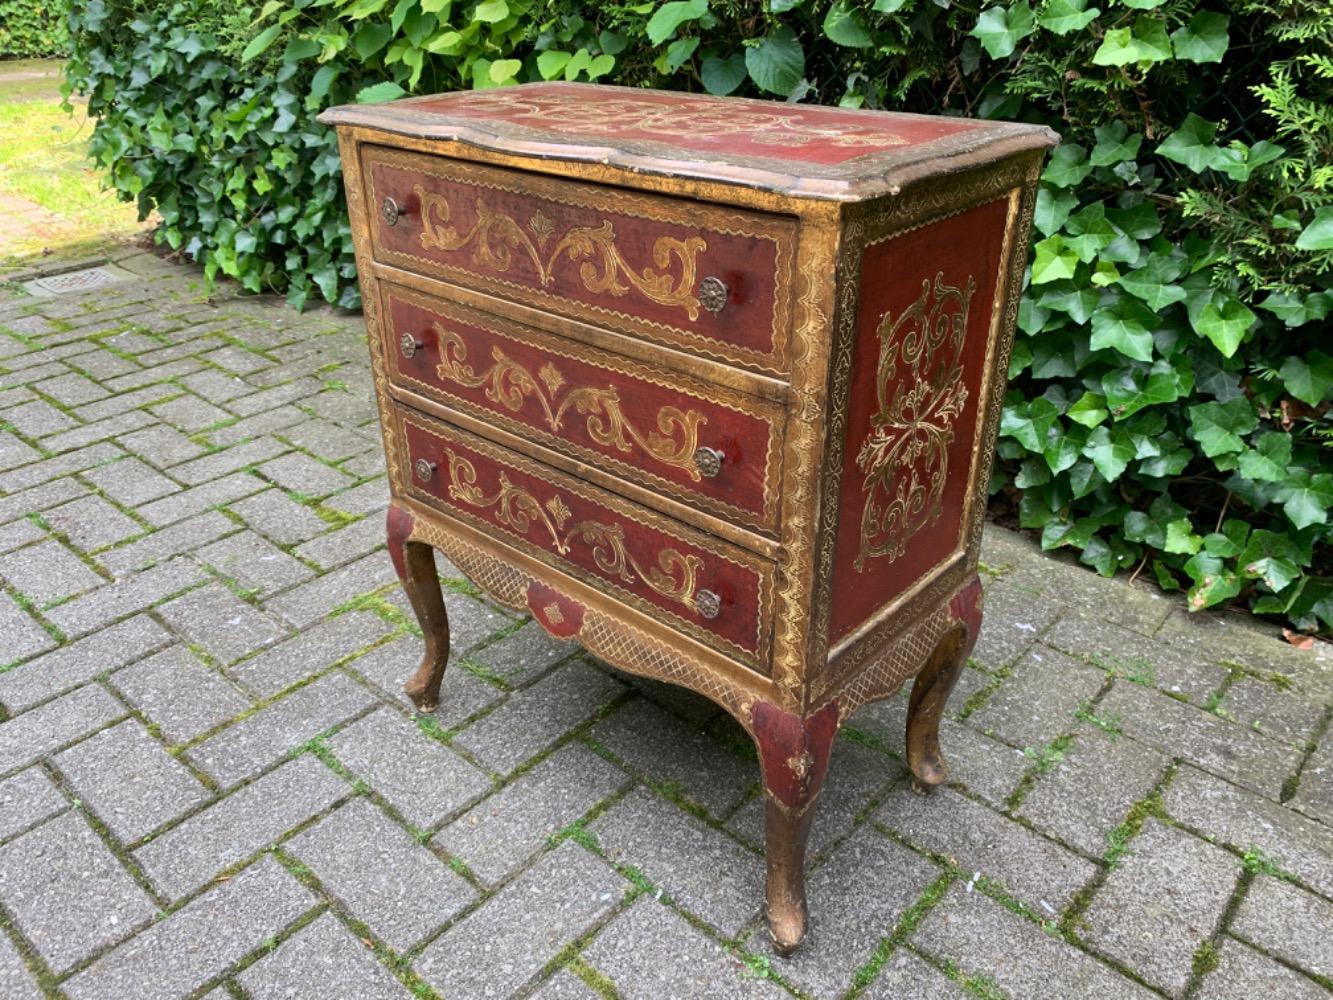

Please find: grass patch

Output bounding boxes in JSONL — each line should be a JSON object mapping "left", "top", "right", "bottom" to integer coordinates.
{"left": 1074, "top": 701, "right": 1122, "bottom": 738}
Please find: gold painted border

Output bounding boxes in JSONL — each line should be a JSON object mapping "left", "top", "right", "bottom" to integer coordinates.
{"left": 362, "top": 144, "right": 799, "bottom": 377}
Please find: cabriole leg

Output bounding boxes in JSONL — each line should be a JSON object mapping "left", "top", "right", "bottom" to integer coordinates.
{"left": 906, "top": 576, "right": 983, "bottom": 792}
{"left": 387, "top": 503, "right": 451, "bottom": 712}
{"left": 751, "top": 700, "right": 839, "bottom": 955}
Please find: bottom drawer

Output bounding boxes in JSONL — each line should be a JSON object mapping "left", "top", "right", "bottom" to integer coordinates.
{"left": 392, "top": 403, "right": 773, "bottom": 669}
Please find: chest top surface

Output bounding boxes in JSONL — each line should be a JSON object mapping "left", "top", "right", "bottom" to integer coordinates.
{"left": 319, "top": 82, "right": 1056, "bottom": 200}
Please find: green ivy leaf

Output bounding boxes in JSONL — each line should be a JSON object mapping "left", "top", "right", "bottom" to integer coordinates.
{"left": 1067, "top": 391, "right": 1108, "bottom": 427}
{"left": 646, "top": 0, "right": 706, "bottom": 44}
{"left": 1041, "top": 144, "right": 1092, "bottom": 188}
{"left": 1187, "top": 398, "right": 1258, "bottom": 457}
{"left": 1031, "top": 235, "right": 1079, "bottom": 284}
{"left": 1034, "top": 187, "right": 1078, "bottom": 236}
{"left": 1278, "top": 351, "right": 1333, "bottom": 406}
{"left": 1091, "top": 18, "right": 1171, "bottom": 66}
{"left": 1164, "top": 518, "right": 1202, "bottom": 554}
{"left": 1089, "top": 122, "right": 1143, "bottom": 166}
{"left": 1082, "top": 425, "right": 1135, "bottom": 481}
{"left": 1117, "top": 253, "right": 1186, "bottom": 310}
{"left": 1184, "top": 552, "right": 1242, "bottom": 610}
{"left": 1101, "top": 360, "right": 1184, "bottom": 419}
{"left": 1295, "top": 207, "right": 1333, "bottom": 250}
{"left": 1157, "top": 114, "right": 1225, "bottom": 173}
{"left": 1170, "top": 11, "right": 1229, "bottom": 63}
{"left": 355, "top": 81, "right": 407, "bottom": 103}
{"left": 241, "top": 24, "right": 283, "bottom": 63}
{"left": 970, "top": 3, "right": 1035, "bottom": 60}
{"left": 1277, "top": 469, "right": 1333, "bottom": 530}
{"left": 745, "top": 26, "right": 805, "bottom": 96}
{"left": 873, "top": 0, "right": 907, "bottom": 10}
{"left": 1236, "top": 431, "right": 1293, "bottom": 482}
{"left": 700, "top": 52, "right": 747, "bottom": 95}
{"left": 473, "top": 0, "right": 510, "bottom": 23}
{"left": 824, "top": 1, "right": 875, "bottom": 48}
{"left": 1090, "top": 300, "right": 1156, "bottom": 362}
{"left": 1239, "top": 530, "right": 1304, "bottom": 592}
{"left": 1038, "top": 0, "right": 1099, "bottom": 35}
{"left": 1193, "top": 295, "right": 1255, "bottom": 358}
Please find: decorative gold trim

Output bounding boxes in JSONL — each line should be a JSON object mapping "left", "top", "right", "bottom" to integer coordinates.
{"left": 414, "top": 184, "right": 708, "bottom": 319}
{"left": 362, "top": 145, "right": 798, "bottom": 377}
{"left": 433, "top": 323, "right": 708, "bottom": 480}
{"left": 441, "top": 447, "right": 704, "bottom": 611}
{"left": 854, "top": 271, "right": 975, "bottom": 571}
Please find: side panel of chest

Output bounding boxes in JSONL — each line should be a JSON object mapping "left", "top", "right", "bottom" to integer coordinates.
{"left": 826, "top": 197, "right": 1013, "bottom": 647}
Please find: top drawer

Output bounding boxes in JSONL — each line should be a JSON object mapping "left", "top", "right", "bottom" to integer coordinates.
{"left": 360, "top": 145, "right": 797, "bottom": 376}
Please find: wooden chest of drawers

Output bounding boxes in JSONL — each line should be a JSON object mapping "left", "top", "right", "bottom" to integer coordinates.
{"left": 321, "top": 83, "right": 1055, "bottom": 953}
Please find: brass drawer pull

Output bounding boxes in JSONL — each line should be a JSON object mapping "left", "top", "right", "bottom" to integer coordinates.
{"left": 693, "top": 446, "right": 725, "bottom": 479}
{"left": 414, "top": 458, "right": 437, "bottom": 482}
{"left": 698, "top": 276, "right": 728, "bottom": 314}
{"left": 383, "top": 196, "right": 403, "bottom": 226}
{"left": 695, "top": 589, "right": 721, "bottom": 620}
{"left": 400, "top": 332, "right": 423, "bottom": 359}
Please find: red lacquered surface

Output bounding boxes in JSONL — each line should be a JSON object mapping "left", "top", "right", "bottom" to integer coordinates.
{"left": 381, "top": 285, "right": 781, "bottom": 530}
{"left": 399, "top": 409, "right": 768, "bottom": 660}
{"left": 827, "top": 198, "right": 1011, "bottom": 644}
{"left": 364, "top": 146, "right": 789, "bottom": 365}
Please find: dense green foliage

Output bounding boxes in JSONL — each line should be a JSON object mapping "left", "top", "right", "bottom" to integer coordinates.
{"left": 65, "top": 0, "right": 1332, "bottom": 629}
{"left": 0, "top": 0, "right": 69, "bottom": 56}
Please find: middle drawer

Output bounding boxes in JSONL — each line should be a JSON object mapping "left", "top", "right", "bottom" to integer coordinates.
{"left": 379, "top": 280, "right": 785, "bottom": 535}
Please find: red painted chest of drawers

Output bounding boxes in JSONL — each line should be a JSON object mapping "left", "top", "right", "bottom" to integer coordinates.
{"left": 320, "top": 82, "right": 1055, "bottom": 953}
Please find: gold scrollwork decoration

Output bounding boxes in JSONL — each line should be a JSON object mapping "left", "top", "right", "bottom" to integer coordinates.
{"left": 432, "top": 325, "right": 709, "bottom": 480}
{"left": 854, "top": 271, "right": 976, "bottom": 571}
{"left": 438, "top": 449, "right": 705, "bottom": 611}
{"left": 413, "top": 184, "right": 707, "bottom": 319}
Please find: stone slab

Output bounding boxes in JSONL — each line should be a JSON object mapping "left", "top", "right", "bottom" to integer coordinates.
{"left": 238, "top": 911, "right": 411, "bottom": 1000}
{"left": 0, "top": 767, "right": 67, "bottom": 843}
{"left": 0, "top": 684, "right": 125, "bottom": 777}
{"left": 108, "top": 645, "right": 253, "bottom": 744}
{"left": 1232, "top": 875, "right": 1333, "bottom": 982}
{"left": 1196, "top": 938, "right": 1331, "bottom": 1000}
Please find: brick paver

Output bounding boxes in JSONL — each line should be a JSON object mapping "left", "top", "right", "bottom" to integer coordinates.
{"left": 0, "top": 248, "right": 1330, "bottom": 998}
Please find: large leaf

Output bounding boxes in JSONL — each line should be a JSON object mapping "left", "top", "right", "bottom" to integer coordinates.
{"left": 646, "top": 0, "right": 707, "bottom": 45}
{"left": 355, "top": 81, "right": 407, "bottom": 103}
{"left": 1157, "top": 114, "right": 1225, "bottom": 173}
{"left": 1278, "top": 469, "right": 1333, "bottom": 529}
{"left": 1082, "top": 425, "right": 1135, "bottom": 481}
{"left": 1091, "top": 17, "right": 1171, "bottom": 66}
{"left": 700, "top": 52, "right": 746, "bottom": 95}
{"left": 1237, "top": 432, "right": 1293, "bottom": 482}
{"left": 1031, "top": 235, "right": 1079, "bottom": 284}
{"left": 1192, "top": 295, "right": 1255, "bottom": 357}
{"left": 1090, "top": 300, "right": 1156, "bottom": 362}
{"left": 1038, "top": 0, "right": 1099, "bottom": 35}
{"left": 824, "top": 1, "right": 875, "bottom": 48}
{"left": 1278, "top": 351, "right": 1333, "bottom": 406}
{"left": 745, "top": 26, "right": 805, "bottom": 96}
{"left": 1170, "top": 11, "right": 1230, "bottom": 63}
{"left": 1295, "top": 207, "right": 1333, "bottom": 250}
{"left": 970, "top": 3, "right": 1035, "bottom": 59}
{"left": 1187, "top": 398, "right": 1258, "bottom": 457}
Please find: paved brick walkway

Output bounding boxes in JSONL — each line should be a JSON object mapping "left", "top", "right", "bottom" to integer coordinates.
{"left": 0, "top": 251, "right": 1329, "bottom": 1000}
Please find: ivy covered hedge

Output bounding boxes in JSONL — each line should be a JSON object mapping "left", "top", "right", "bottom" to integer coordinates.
{"left": 65, "top": 0, "right": 1332, "bottom": 631}
{"left": 0, "top": 0, "right": 69, "bottom": 57}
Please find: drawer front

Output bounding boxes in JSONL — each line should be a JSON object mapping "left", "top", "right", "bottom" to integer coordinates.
{"left": 394, "top": 404, "right": 772, "bottom": 667}
{"left": 381, "top": 282, "right": 784, "bottom": 534}
{"left": 362, "top": 145, "right": 796, "bottom": 374}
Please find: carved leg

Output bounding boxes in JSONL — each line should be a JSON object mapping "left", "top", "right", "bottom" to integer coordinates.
{"left": 387, "top": 504, "right": 450, "bottom": 712}
{"left": 752, "top": 700, "right": 839, "bottom": 955}
{"left": 906, "top": 575, "right": 983, "bottom": 792}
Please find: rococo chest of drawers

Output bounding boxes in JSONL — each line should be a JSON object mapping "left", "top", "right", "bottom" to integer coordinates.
{"left": 320, "top": 82, "right": 1056, "bottom": 953}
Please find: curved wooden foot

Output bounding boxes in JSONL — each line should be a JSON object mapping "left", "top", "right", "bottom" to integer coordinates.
{"left": 752, "top": 700, "right": 839, "bottom": 956}
{"left": 387, "top": 504, "right": 450, "bottom": 713}
{"left": 906, "top": 576, "right": 983, "bottom": 792}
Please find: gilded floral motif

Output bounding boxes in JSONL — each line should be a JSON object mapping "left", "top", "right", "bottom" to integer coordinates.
{"left": 412, "top": 184, "right": 707, "bottom": 319}
{"left": 439, "top": 449, "right": 704, "bottom": 610}
{"left": 432, "top": 324, "right": 709, "bottom": 479}
{"left": 854, "top": 271, "right": 975, "bottom": 571}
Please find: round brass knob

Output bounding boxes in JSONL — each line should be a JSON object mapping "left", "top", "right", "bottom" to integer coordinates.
{"left": 382, "top": 196, "right": 402, "bottom": 227}
{"left": 693, "top": 446, "right": 725, "bottom": 479}
{"left": 414, "top": 458, "right": 437, "bottom": 482}
{"left": 698, "top": 276, "right": 729, "bottom": 314}
{"left": 400, "top": 332, "right": 423, "bottom": 359}
{"left": 696, "top": 589, "right": 721, "bottom": 620}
